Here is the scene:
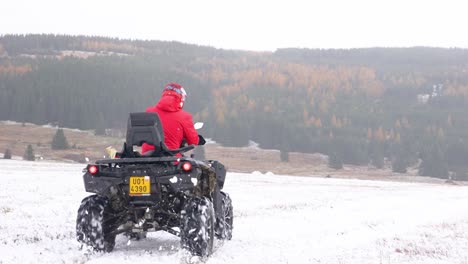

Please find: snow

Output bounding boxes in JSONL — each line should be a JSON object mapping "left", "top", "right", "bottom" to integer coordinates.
{"left": 0, "top": 120, "right": 20, "bottom": 125}
{"left": 1, "top": 159, "right": 468, "bottom": 263}
{"left": 0, "top": 120, "right": 92, "bottom": 134}
{"left": 247, "top": 140, "right": 260, "bottom": 149}
{"left": 204, "top": 138, "right": 216, "bottom": 144}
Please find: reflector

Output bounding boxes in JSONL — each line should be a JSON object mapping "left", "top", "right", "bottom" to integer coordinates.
{"left": 88, "top": 165, "right": 98, "bottom": 175}
{"left": 182, "top": 162, "right": 192, "bottom": 171}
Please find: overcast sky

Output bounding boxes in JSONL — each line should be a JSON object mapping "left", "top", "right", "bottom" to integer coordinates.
{"left": 1, "top": 0, "right": 467, "bottom": 51}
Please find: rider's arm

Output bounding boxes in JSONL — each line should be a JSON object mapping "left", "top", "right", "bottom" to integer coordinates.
{"left": 182, "top": 113, "right": 199, "bottom": 145}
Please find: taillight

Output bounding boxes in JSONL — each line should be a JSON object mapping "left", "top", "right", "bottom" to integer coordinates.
{"left": 182, "top": 162, "right": 192, "bottom": 172}
{"left": 88, "top": 165, "right": 98, "bottom": 175}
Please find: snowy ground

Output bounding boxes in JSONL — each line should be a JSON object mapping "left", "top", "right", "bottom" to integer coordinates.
{"left": 1, "top": 160, "right": 468, "bottom": 264}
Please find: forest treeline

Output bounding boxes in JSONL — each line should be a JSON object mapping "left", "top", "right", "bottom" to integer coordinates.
{"left": 1, "top": 34, "right": 467, "bottom": 179}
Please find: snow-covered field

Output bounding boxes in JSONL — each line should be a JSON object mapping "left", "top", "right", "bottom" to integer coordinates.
{"left": 1, "top": 160, "right": 468, "bottom": 264}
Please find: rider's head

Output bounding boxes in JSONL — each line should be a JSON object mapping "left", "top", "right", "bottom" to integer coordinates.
{"left": 162, "top": 82, "right": 187, "bottom": 108}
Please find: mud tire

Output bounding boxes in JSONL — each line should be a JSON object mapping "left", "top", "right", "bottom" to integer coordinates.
{"left": 180, "top": 197, "right": 215, "bottom": 257}
{"left": 215, "top": 192, "right": 233, "bottom": 240}
{"left": 76, "top": 195, "right": 117, "bottom": 252}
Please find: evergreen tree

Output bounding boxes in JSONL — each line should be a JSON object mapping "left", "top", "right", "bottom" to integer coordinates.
{"left": 3, "top": 148, "right": 12, "bottom": 159}
{"left": 23, "top": 144, "right": 35, "bottom": 161}
{"left": 51, "top": 128, "right": 70, "bottom": 150}
{"left": 280, "top": 150, "right": 289, "bottom": 162}
{"left": 328, "top": 151, "right": 343, "bottom": 169}
{"left": 418, "top": 142, "right": 449, "bottom": 179}
{"left": 369, "top": 140, "right": 385, "bottom": 169}
{"left": 392, "top": 156, "right": 407, "bottom": 173}
{"left": 370, "top": 152, "right": 385, "bottom": 169}
{"left": 419, "top": 157, "right": 449, "bottom": 179}
{"left": 391, "top": 143, "right": 410, "bottom": 173}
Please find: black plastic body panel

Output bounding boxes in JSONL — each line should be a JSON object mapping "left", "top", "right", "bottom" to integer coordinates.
{"left": 83, "top": 167, "right": 202, "bottom": 197}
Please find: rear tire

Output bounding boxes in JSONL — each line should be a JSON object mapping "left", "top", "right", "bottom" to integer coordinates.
{"left": 76, "top": 195, "right": 117, "bottom": 252}
{"left": 215, "top": 192, "right": 233, "bottom": 240}
{"left": 180, "top": 197, "right": 215, "bottom": 257}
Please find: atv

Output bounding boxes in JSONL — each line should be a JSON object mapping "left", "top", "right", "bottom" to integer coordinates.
{"left": 76, "top": 112, "right": 233, "bottom": 257}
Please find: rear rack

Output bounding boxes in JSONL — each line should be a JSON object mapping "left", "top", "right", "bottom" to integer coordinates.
{"left": 95, "top": 156, "right": 193, "bottom": 164}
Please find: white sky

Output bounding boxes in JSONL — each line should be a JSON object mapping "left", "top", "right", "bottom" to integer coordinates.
{"left": 1, "top": 0, "right": 467, "bottom": 51}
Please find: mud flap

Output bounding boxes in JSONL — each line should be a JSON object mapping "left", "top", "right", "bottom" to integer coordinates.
{"left": 208, "top": 161, "right": 226, "bottom": 220}
{"left": 196, "top": 160, "right": 226, "bottom": 219}
{"left": 209, "top": 160, "right": 226, "bottom": 190}
{"left": 197, "top": 163, "right": 217, "bottom": 196}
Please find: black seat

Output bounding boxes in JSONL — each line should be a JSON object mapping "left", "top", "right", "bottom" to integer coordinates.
{"left": 122, "top": 112, "right": 194, "bottom": 158}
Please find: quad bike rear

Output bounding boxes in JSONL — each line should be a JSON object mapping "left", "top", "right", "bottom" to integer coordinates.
{"left": 76, "top": 112, "right": 233, "bottom": 257}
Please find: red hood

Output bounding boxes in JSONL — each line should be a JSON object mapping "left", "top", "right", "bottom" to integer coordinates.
{"left": 156, "top": 94, "right": 182, "bottom": 112}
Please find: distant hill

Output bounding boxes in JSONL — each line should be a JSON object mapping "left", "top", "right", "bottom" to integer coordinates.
{"left": 1, "top": 34, "right": 467, "bottom": 179}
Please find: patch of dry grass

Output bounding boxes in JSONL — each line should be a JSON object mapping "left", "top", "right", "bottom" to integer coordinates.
{"left": 0, "top": 122, "right": 457, "bottom": 184}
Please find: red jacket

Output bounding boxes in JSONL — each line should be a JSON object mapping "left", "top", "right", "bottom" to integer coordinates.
{"left": 142, "top": 93, "right": 199, "bottom": 153}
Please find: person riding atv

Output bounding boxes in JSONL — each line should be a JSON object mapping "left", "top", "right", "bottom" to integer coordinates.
{"left": 76, "top": 83, "right": 233, "bottom": 257}
{"left": 142, "top": 82, "right": 201, "bottom": 153}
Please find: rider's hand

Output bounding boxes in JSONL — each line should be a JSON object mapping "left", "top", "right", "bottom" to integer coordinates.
{"left": 198, "top": 135, "right": 206, "bottom": 145}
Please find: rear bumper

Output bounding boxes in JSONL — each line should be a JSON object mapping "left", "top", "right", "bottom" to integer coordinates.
{"left": 83, "top": 167, "right": 202, "bottom": 195}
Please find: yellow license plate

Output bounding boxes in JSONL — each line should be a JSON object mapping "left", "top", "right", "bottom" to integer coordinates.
{"left": 129, "top": 176, "right": 151, "bottom": 196}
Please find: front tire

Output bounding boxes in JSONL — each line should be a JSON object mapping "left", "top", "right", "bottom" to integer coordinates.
{"left": 215, "top": 192, "right": 233, "bottom": 240}
{"left": 76, "top": 195, "right": 117, "bottom": 252}
{"left": 180, "top": 197, "right": 215, "bottom": 257}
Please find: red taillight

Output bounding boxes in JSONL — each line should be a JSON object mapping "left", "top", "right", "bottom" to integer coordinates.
{"left": 182, "top": 162, "right": 192, "bottom": 172}
{"left": 88, "top": 165, "right": 98, "bottom": 175}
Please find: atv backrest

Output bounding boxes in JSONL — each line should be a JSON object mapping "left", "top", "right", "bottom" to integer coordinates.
{"left": 126, "top": 112, "right": 164, "bottom": 149}
{"left": 122, "top": 112, "right": 195, "bottom": 157}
